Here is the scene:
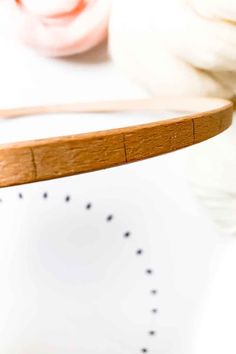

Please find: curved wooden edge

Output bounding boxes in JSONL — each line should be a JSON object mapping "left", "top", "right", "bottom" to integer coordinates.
{"left": 0, "top": 97, "right": 233, "bottom": 188}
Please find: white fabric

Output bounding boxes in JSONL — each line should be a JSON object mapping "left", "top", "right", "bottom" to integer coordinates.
{"left": 192, "top": 239, "right": 236, "bottom": 354}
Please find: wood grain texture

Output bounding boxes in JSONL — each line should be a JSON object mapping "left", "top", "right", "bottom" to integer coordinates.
{"left": 0, "top": 97, "right": 233, "bottom": 188}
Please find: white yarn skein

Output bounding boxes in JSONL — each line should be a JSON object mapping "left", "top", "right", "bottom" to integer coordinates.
{"left": 191, "top": 0, "right": 236, "bottom": 22}
{"left": 109, "top": 0, "right": 236, "bottom": 99}
{"left": 109, "top": 0, "right": 236, "bottom": 235}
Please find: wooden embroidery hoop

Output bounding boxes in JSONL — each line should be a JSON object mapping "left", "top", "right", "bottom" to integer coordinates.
{"left": 0, "top": 97, "right": 233, "bottom": 188}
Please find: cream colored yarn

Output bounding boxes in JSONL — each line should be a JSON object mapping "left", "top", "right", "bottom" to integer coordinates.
{"left": 110, "top": 0, "right": 236, "bottom": 99}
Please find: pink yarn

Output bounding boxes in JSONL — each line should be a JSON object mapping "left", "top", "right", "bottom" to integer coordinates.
{"left": 13, "top": 0, "right": 110, "bottom": 56}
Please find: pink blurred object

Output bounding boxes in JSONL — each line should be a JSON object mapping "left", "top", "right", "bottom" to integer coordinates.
{"left": 12, "top": 0, "right": 110, "bottom": 56}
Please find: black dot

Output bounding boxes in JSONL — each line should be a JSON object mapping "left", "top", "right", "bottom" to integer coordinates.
{"left": 141, "top": 349, "right": 148, "bottom": 353}
{"left": 149, "top": 330, "right": 155, "bottom": 336}
{"left": 106, "top": 214, "right": 113, "bottom": 222}
{"left": 65, "top": 195, "right": 71, "bottom": 202}
{"left": 18, "top": 193, "right": 23, "bottom": 199}
{"left": 152, "top": 308, "right": 158, "bottom": 314}
{"left": 124, "top": 231, "right": 131, "bottom": 238}
{"left": 146, "top": 269, "right": 153, "bottom": 275}
{"left": 86, "top": 203, "right": 92, "bottom": 210}
{"left": 151, "top": 289, "right": 158, "bottom": 295}
{"left": 136, "top": 249, "right": 143, "bottom": 255}
{"left": 43, "top": 192, "right": 48, "bottom": 199}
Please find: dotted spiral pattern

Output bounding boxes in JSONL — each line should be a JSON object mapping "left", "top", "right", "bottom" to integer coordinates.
{"left": 0, "top": 191, "right": 160, "bottom": 353}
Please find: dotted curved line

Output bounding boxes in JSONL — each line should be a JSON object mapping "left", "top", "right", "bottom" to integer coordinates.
{"left": 13, "top": 192, "right": 160, "bottom": 353}
{"left": 83, "top": 200, "right": 159, "bottom": 353}
{"left": 121, "top": 224, "right": 158, "bottom": 353}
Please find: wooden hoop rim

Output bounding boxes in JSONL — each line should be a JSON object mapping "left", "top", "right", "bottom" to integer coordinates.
{"left": 0, "top": 97, "right": 233, "bottom": 188}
